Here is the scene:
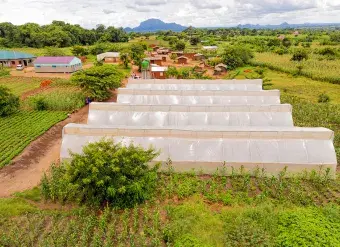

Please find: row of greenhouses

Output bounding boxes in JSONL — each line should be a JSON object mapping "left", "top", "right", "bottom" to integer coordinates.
{"left": 61, "top": 79, "right": 337, "bottom": 176}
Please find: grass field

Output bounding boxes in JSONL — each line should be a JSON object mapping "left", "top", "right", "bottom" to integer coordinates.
{"left": 0, "top": 111, "right": 67, "bottom": 168}
{"left": 251, "top": 52, "right": 340, "bottom": 84}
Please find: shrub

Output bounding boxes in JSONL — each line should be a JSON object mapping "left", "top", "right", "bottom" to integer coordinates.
{"left": 175, "top": 41, "right": 186, "bottom": 51}
{"left": 220, "top": 45, "right": 254, "bottom": 70}
{"left": 276, "top": 207, "right": 340, "bottom": 247}
{"left": 0, "top": 67, "right": 10, "bottom": 77}
{"left": 44, "top": 47, "right": 66, "bottom": 56}
{"left": 318, "top": 47, "right": 337, "bottom": 56}
{"left": 0, "top": 86, "right": 19, "bottom": 117}
{"left": 318, "top": 93, "right": 330, "bottom": 103}
{"left": 71, "top": 46, "right": 88, "bottom": 56}
{"left": 71, "top": 64, "right": 124, "bottom": 101}
{"left": 33, "top": 97, "right": 48, "bottom": 111}
{"left": 291, "top": 49, "right": 308, "bottom": 61}
{"left": 41, "top": 139, "right": 160, "bottom": 208}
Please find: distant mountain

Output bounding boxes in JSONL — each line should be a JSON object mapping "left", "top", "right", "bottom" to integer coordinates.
{"left": 125, "top": 19, "right": 187, "bottom": 32}
{"left": 236, "top": 22, "right": 340, "bottom": 29}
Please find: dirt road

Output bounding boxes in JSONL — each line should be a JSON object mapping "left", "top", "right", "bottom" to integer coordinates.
{"left": 0, "top": 105, "right": 89, "bottom": 197}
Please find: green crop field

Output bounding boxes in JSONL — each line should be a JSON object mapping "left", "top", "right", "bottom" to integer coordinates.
{"left": 251, "top": 52, "right": 340, "bottom": 84}
{"left": 0, "top": 111, "right": 67, "bottom": 168}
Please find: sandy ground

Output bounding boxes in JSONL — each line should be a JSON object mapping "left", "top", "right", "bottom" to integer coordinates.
{"left": 0, "top": 105, "right": 89, "bottom": 197}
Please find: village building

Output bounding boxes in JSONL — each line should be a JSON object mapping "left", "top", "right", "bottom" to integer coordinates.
{"left": 33, "top": 56, "right": 82, "bottom": 73}
{"left": 150, "top": 52, "right": 158, "bottom": 57}
{"left": 193, "top": 53, "right": 205, "bottom": 61}
{"left": 151, "top": 66, "right": 168, "bottom": 79}
{"left": 97, "top": 52, "right": 120, "bottom": 63}
{"left": 202, "top": 46, "right": 218, "bottom": 51}
{"left": 0, "top": 50, "right": 35, "bottom": 68}
{"left": 152, "top": 46, "right": 160, "bottom": 52}
{"left": 183, "top": 53, "right": 196, "bottom": 59}
{"left": 171, "top": 51, "right": 184, "bottom": 57}
{"left": 215, "top": 63, "right": 228, "bottom": 73}
{"left": 177, "top": 56, "right": 188, "bottom": 64}
{"left": 278, "top": 34, "right": 285, "bottom": 40}
{"left": 144, "top": 57, "right": 163, "bottom": 66}
{"left": 157, "top": 48, "right": 170, "bottom": 55}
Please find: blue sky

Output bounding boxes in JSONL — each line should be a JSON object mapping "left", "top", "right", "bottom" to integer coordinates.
{"left": 0, "top": 0, "right": 339, "bottom": 28}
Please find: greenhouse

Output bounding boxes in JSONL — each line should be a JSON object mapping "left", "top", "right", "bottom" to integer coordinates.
{"left": 60, "top": 79, "right": 337, "bottom": 176}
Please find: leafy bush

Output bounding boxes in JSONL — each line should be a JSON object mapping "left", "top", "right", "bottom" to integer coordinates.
{"left": 71, "top": 46, "right": 88, "bottom": 56}
{"left": 44, "top": 47, "right": 66, "bottom": 56}
{"left": 276, "top": 207, "right": 340, "bottom": 247}
{"left": 33, "top": 97, "right": 48, "bottom": 111}
{"left": 71, "top": 64, "right": 124, "bottom": 101}
{"left": 220, "top": 45, "right": 254, "bottom": 70}
{"left": 291, "top": 49, "right": 308, "bottom": 61}
{"left": 41, "top": 139, "right": 160, "bottom": 208}
{"left": 318, "top": 93, "right": 330, "bottom": 103}
{"left": 175, "top": 40, "right": 186, "bottom": 51}
{"left": 0, "top": 86, "right": 19, "bottom": 117}
{"left": 0, "top": 67, "right": 10, "bottom": 77}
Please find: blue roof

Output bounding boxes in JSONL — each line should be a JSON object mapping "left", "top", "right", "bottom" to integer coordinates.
{"left": 0, "top": 50, "right": 36, "bottom": 60}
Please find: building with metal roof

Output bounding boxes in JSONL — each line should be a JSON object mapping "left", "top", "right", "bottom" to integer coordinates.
{"left": 33, "top": 56, "right": 82, "bottom": 73}
{"left": 0, "top": 50, "right": 36, "bottom": 68}
{"left": 97, "top": 52, "right": 120, "bottom": 63}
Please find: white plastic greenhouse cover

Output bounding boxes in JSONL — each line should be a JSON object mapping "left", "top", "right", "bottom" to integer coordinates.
{"left": 117, "top": 90, "right": 280, "bottom": 105}
{"left": 127, "top": 79, "right": 263, "bottom": 85}
{"left": 87, "top": 103, "right": 293, "bottom": 127}
{"left": 61, "top": 124, "right": 337, "bottom": 175}
{"left": 126, "top": 84, "right": 262, "bottom": 91}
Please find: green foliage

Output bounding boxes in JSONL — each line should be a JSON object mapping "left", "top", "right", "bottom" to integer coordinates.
{"left": 0, "top": 67, "right": 10, "bottom": 77}
{"left": 164, "top": 197, "right": 224, "bottom": 246}
{"left": 41, "top": 139, "right": 160, "bottom": 208}
{"left": 44, "top": 47, "right": 66, "bottom": 56}
{"left": 120, "top": 52, "right": 130, "bottom": 68}
{"left": 130, "top": 43, "right": 146, "bottom": 71}
{"left": 28, "top": 89, "right": 85, "bottom": 111}
{"left": 318, "top": 93, "right": 330, "bottom": 103}
{"left": 71, "top": 64, "right": 124, "bottom": 101}
{"left": 291, "top": 49, "right": 308, "bottom": 61}
{"left": 330, "top": 32, "right": 340, "bottom": 43}
{"left": 276, "top": 207, "right": 340, "bottom": 247}
{"left": 274, "top": 47, "right": 288, "bottom": 55}
{"left": 0, "top": 85, "right": 19, "bottom": 117}
{"left": 71, "top": 45, "right": 88, "bottom": 56}
{"left": 0, "top": 198, "right": 37, "bottom": 217}
{"left": 220, "top": 45, "right": 254, "bottom": 69}
{"left": 175, "top": 40, "right": 186, "bottom": 51}
{"left": 189, "top": 36, "right": 200, "bottom": 46}
{"left": 14, "top": 187, "right": 42, "bottom": 202}
{"left": 282, "top": 37, "right": 292, "bottom": 48}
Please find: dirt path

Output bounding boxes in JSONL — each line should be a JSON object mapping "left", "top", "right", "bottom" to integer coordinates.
{"left": 0, "top": 105, "right": 89, "bottom": 197}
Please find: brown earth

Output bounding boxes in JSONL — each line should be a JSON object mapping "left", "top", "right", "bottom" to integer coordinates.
{"left": 0, "top": 105, "right": 89, "bottom": 197}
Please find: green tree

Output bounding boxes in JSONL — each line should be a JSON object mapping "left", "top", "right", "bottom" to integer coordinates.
{"left": 120, "top": 52, "right": 130, "bottom": 68}
{"left": 175, "top": 40, "right": 186, "bottom": 51}
{"left": 130, "top": 43, "right": 146, "bottom": 72}
{"left": 0, "top": 86, "right": 19, "bottom": 117}
{"left": 71, "top": 64, "right": 124, "bottom": 101}
{"left": 71, "top": 46, "right": 88, "bottom": 56}
{"left": 41, "top": 139, "right": 160, "bottom": 208}
{"left": 291, "top": 49, "right": 308, "bottom": 61}
{"left": 44, "top": 47, "right": 66, "bottom": 56}
{"left": 220, "top": 45, "right": 254, "bottom": 70}
{"left": 190, "top": 36, "right": 200, "bottom": 46}
{"left": 330, "top": 32, "right": 340, "bottom": 43}
{"left": 282, "top": 37, "right": 292, "bottom": 48}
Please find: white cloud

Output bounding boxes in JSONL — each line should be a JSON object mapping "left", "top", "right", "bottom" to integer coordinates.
{"left": 0, "top": 0, "right": 339, "bottom": 28}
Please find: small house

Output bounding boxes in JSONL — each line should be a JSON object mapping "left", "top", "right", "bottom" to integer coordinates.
{"left": 33, "top": 56, "right": 82, "bottom": 73}
{"left": 177, "top": 56, "right": 188, "bottom": 64}
{"left": 157, "top": 49, "right": 170, "bottom": 55}
{"left": 215, "top": 63, "right": 228, "bottom": 73}
{"left": 193, "top": 53, "right": 205, "bottom": 61}
{"left": 171, "top": 51, "right": 184, "bottom": 57}
{"left": 97, "top": 52, "right": 120, "bottom": 63}
{"left": 144, "top": 57, "right": 162, "bottom": 66}
{"left": 161, "top": 56, "right": 167, "bottom": 62}
{"left": 153, "top": 46, "right": 160, "bottom": 52}
{"left": 151, "top": 66, "right": 168, "bottom": 79}
{"left": 0, "top": 50, "right": 35, "bottom": 68}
